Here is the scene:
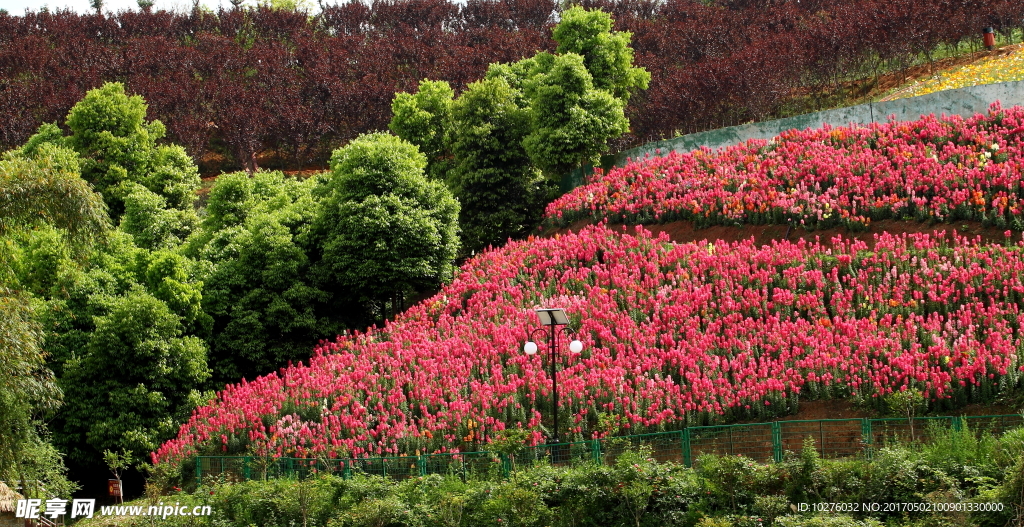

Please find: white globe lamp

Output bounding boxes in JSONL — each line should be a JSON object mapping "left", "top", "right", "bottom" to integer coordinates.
{"left": 524, "top": 341, "right": 538, "bottom": 355}
{"left": 569, "top": 340, "right": 583, "bottom": 354}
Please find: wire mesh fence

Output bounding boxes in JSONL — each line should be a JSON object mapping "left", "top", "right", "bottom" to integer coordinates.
{"left": 194, "top": 413, "right": 1023, "bottom": 484}
{"left": 779, "top": 419, "right": 866, "bottom": 459}
{"left": 689, "top": 423, "right": 776, "bottom": 463}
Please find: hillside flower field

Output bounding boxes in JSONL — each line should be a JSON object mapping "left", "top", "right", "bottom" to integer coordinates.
{"left": 154, "top": 223, "right": 1024, "bottom": 467}
{"left": 892, "top": 47, "right": 1024, "bottom": 100}
{"left": 544, "top": 104, "right": 1024, "bottom": 230}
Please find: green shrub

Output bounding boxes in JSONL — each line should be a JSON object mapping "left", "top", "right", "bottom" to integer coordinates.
{"left": 329, "top": 495, "right": 417, "bottom": 527}
{"left": 474, "top": 483, "right": 551, "bottom": 527}
{"left": 79, "top": 433, "right": 1024, "bottom": 527}
{"left": 775, "top": 514, "right": 882, "bottom": 527}
{"left": 696, "top": 455, "right": 773, "bottom": 513}
{"left": 994, "top": 426, "right": 1024, "bottom": 468}
{"left": 972, "top": 453, "right": 1024, "bottom": 527}
{"left": 918, "top": 420, "right": 1000, "bottom": 485}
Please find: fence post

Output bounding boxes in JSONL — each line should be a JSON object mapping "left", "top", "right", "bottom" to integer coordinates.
{"left": 418, "top": 455, "right": 427, "bottom": 477}
{"left": 771, "top": 422, "right": 783, "bottom": 463}
{"left": 195, "top": 457, "right": 202, "bottom": 486}
{"left": 243, "top": 456, "right": 251, "bottom": 481}
{"left": 591, "top": 439, "right": 602, "bottom": 465}
{"left": 861, "top": 419, "right": 873, "bottom": 460}
{"left": 500, "top": 453, "right": 511, "bottom": 480}
{"left": 952, "top": 416, "right": 963, "bottom": 432}
{"left": 682, "top": 429, "right": 692, "bottom": 467}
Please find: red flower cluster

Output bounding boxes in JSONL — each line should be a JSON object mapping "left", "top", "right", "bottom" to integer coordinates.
{"left": 154, "top": 224, "right": 1024, "bottom": 466}
{"left": 546, "top": 105, "right": 1024, "bottom": 230}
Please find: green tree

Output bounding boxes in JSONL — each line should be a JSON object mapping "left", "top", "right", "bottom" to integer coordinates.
{"left": 184, "top": 171, "right": 344, "bottom": 384}
{"left": 310, "top": 133, "right": 460, "bottom": 322}
{"left": 261, "top": 0, "right": 313, "bottom": 10}
{"left": 0, "top": 293, "right": 65, "bottom": 489}
{"left": 522, "top": 52, "right": 629, "bottom": 177}
{"left": 59, "top": 287, "right": 210, "bottom": 465}
{"left": 54, "top": 82, "right": 201, "bottom": 220}
{"left": 388, "top": 79, "right": 455, "bottom": 182}
{"left": 34, "top": 229, "right": 211, "bottom": 468}
{"left": 0, "top": 146, "right": 106, "bottom": 497}
{"left": 0, "top": 144, "right": 110, "bottom": 247}
{"left": 448, "top": 78, "right": 550, "bottom": 253}
{"left": 389, "top": 7, "right": 647, "bottom": 251}
{"left": 120, "top": 183, "right": 199, "bottom": 251}
{"left": 551, "top": 6, "right": 651, "bottom": 103}
{"left": 103, "top": 449, "right": 132, "bottom": 503}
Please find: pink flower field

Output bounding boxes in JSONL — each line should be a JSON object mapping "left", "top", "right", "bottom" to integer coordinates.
{"left": 154, "top": 224, "right": 1024, "bottom": 465}
{"left": 545, "top": 104, "right": 1024, "bottom": 230}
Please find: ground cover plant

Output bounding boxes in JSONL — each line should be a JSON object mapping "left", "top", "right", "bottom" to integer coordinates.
{"left": 154, "top": 222, "right": 1024, "bottom": 467}
{"left": 545, "top": 104, "right": 1024, "bottom": 230}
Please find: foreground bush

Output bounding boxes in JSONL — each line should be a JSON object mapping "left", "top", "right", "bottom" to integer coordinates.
{"left": 90, "top": 431, "right": 1024, "bottom": 527}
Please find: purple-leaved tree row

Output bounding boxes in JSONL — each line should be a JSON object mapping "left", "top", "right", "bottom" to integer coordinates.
{"left": 1, "top": 0, "right": 1021, "bottom": 170}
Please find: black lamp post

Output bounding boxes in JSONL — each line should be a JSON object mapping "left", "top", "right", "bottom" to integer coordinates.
{"left": 524, "top": 308, "right": 584, "bottom": 445}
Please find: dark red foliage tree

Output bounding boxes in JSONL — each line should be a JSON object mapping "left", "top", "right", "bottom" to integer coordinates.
{"left": 0, "top": 0, "right": 1013, "bottom": 170}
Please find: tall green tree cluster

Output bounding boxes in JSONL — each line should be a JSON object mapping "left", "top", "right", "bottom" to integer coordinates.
{"left": 2, "top": 81, "right": 461, "bottom": 484}
{"left": 181, "top": 170, "right": 339, "bottom": 383}
{"left": 183, "top": 133, "right": 459, "bottom": 385}
{"left": 389, "top": 6, "right": 649, "bottom": 254}
{"left": 4, "top": 83, "right": 211, "bottom": 472}
{"left": 307, "top": 133, "right": 459, "bottom": 318}
{"left": 0, "top": 146, "right": 107, "bottom": 496}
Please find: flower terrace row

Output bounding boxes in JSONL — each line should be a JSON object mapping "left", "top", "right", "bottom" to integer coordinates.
{"left": 545, "top": 104, "right": 1024, "bottom": 230}
{"left": 154, "top": 225, "right": 1024, "bottom": 466}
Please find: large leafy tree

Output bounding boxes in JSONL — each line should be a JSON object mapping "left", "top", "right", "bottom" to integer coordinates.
{"left": 449, "top": 77, "right": 549, "bottom": 252}
{"left": 0, "top": 146, "right": 108, "bottom": 496}
{"left": 389, "top": 79, "right": 455, "bottom": 182}
{"left": 28, "top": 82, "right": 201, "bottom": 227}
{"left": 7, "top": 85, "right": 211, "bottom": 472}
{"left": 183, "top": 171, "right": 344, "bottom": 384}
{"left": 58, "top": 283, "right": 210, "bottom": 465}
{"left": 390, "top": 7, "right": 646, "bottom": 253}
{"left": 309, "top": 133, "right": 460, "bottom": 321}
{"left": 522, "top": 52, "right": 630, "bottom": 176}
{"left": 40, "top": 232, "right": 211, "bottom": 467}
{"left": 551, "top": 6, "right": 650, "bottom": 103}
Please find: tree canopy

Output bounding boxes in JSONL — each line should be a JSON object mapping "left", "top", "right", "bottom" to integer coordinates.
{"left": 389, "top": 7, "right": 647, "bottom": 253}
{"left": 310, "top": 133, "right": 460, "bottom": 319}
{"left": 183, "top": 171, "right": 344, "bottom": 384}
{"left": 0, "top": 143, "right": 107, "bottom": 496}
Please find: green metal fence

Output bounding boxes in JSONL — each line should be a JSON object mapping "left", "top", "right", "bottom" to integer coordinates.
{"left": 194, "top": 413, "right": 1023, "bottom": 484}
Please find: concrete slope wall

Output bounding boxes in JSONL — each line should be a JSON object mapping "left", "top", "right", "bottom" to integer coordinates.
{"left": 617, "top": 80, "right": 1024, "bottom": 163}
